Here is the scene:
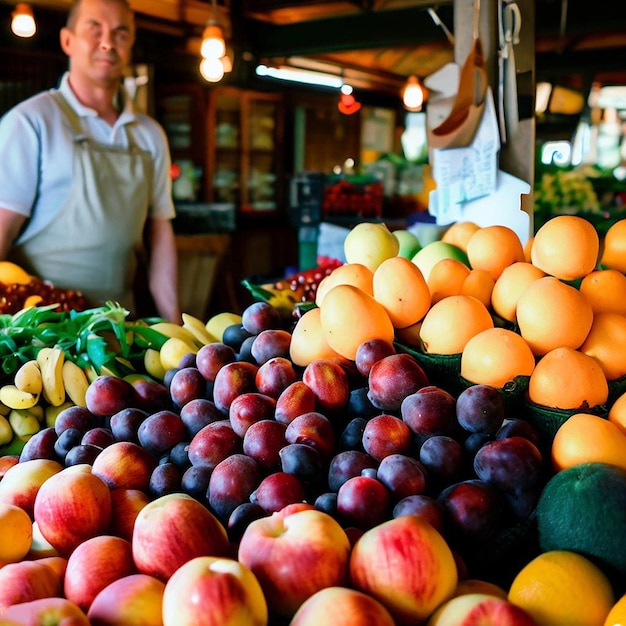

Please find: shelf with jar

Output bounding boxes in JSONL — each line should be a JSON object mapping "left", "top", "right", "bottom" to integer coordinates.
{"left": 207, "top": 86, "right": 285, "bottom": 217}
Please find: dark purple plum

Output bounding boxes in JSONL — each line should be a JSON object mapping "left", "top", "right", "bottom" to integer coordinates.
{"left": 81, "top": 427, "right": 115, "bottom": 449}
{"left": 355, "top": 338, "right": 396, "bottom": 378}
{"left": 18, "top": 427, "right": 59, "bottom": 462}
{"left": 242, "top": 419, "right": 287, "bottom": 471}
{"left": 419, "top": 435, "right": 466, "bottom": 489}
{"left": 279, "top": 443, "right": 325, "bottom": 486}
{"left": 314, "top": 492, "right": 338, "bottom": 516}
{"left": 367, "top": 353, "right": 429, "bottom": 411}
{"left": 64, "top": 443, "right": 102, "bottom": 467}
{"left": 392, "top": 494, "right": 446, "bottom": 533}
{"left": 284, "top": 411, "right": 335, "bottom": 459}
{"left": 376, "top": 453, "right": 428, "bottom": 501}
{"left": 187, "top": 420, "right": 241, "bottom": 470}
{"left": 149, "top": 462, "right": 182, "bottom": 498}
{"left": 255, "top": 357, "right": 298, "bottom": 399}
{"left": 109, "top": 408, "right": 148, "bottom": 443}
{"left": 85, "top": 375, "right": 138, "bottom": 416}
{"left": 179, "top": 398, "right": 224, "bottom": 438}
{"left": 227, "top": 502, "right": 268, "bottom": 543}
{"left": 250, "top": 329, "right": 292, "bottom": 365}
{"left": 456, "top": 384, "right": 506, "bottom": 435}
{"left": 54, "top": 405, "right": 99, "bottom": 436}
{"left": 137, "top": 410, "right": 187, "bottom": 457}
{"left": 362, "top": 414, "right": 412, "bottom": 462}
{"left": 222, "top": 324, "right": 253, "bottom": 353}
{"left": 328, "top": 450, "right": 377, "bottom": 492}
{"left": 340, "top": 417, "right": 367, "bottom": 450}
{"left": 169, "top": 367, "right": 209, "bottom": 409}
{"left": 196, "top": 342, "right": 237, "bottom": 383}
{"left": 473, "top": 436, "right": 543, "bottom": 491}
{"left": 181, "top": 465, "right": 213, "bottom": 503}
{"left": 495, "top": 418, "right": 541, "bottom": 447}
{"left": 241, "top": 301, "right": 282, "bottom": 335}
{"left": 336, "top": 475, "right": 390, "bottom": 530}
{"left": 54, "top": 427, "right": 83, "bottom": 460}
{"left": 208, "top": 453, "right": 263, "bottom": 522}
{"left": 229, "top": 392, "right": 277, "bottom": 438}
{"left": 400, "top": 386, "right": 457, "bottom": 438}
{"left": 250, "top": 471, "right": 307, "bottom": 514}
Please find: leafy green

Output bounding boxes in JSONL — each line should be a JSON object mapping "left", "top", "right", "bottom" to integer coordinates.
{"left": 0, "top": 301, "right": 168, "bottom": 380}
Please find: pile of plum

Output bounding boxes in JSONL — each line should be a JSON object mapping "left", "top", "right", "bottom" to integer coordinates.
{"left": 17, "top": 301, "right": 549, "bottom": 586}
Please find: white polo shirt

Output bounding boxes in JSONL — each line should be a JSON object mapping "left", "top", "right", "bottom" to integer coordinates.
{"left": 0, "top": 72, "right": 175, "bottom": 244}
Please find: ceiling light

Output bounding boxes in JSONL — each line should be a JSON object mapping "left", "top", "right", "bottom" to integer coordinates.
{"left": 256, "top": 65, "right": 343, "bottom": 89}
{"left": 11, "top": 3, "right": 36, "bottom": 38}
{"left": 402, "top": 76, "right": 426, "bottom": 112}
{"left": 201, "top": 22, "right": 225, "bottom": 59}
{"left": 200, "top": 57, "right": 225, "bottom": 83}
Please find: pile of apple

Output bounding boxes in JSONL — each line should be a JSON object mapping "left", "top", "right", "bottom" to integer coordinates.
{"left": 0, "top": 296, "right": 547, "bottom": 625}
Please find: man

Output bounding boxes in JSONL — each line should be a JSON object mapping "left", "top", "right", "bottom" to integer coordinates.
{"left": 0, "top": 0, "right": 181, "bottom": 322}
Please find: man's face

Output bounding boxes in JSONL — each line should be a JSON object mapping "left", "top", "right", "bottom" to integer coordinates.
{"left": 61, "top": 0, "right": 135, "bottom": 87}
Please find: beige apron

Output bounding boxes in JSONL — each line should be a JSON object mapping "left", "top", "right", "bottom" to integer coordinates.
{"left": 11, "top": 91, "right": 153, "bottom": 311}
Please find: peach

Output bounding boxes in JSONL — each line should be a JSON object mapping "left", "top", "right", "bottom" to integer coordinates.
{"left": 0, "top": 597, "right": 90, "bottom": 625}
{"left": 132, "top": 493, "right": 230, "bottom": 581}
{"left": 0, "top": 457, "right": 63, "bottom": 518}
{"left": 108, "top": 488, "right": 150, "bottom": 542}
{"left": 162, "top": 556, "right": 268, "bottom": 626}
{"left": 87, "top": 573, "right": 165, "bottom": 626}
{"left": 64, "top": 535, "right": 137, "bottom": 612}
{"left": 238, "top": 507, "right": 351, "bottom": 618}
{"left": 0, "top": 501, "right": 33, "bottom": 565}
{"left": 91, "top": 441, "right": 157, "bottom": 491}
{"left": 290, "top": 586, "right": 396, "bottom": 626}
{"left": 33, "top": 470, "right": 112, "bottom": 557}
{"left": 0, "top": 559, "right": 63, "bottom": 610}
{"left": 349, "top": 515, "right": 458, "bottom": 625}
{"left": 427, "top": 593, "right": 537, "bottom": 625}
{"left": 301, "top": 358, "right": 350, "bottom": 415}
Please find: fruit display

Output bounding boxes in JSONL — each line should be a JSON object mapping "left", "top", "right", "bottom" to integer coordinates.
{"left": 1, "top": 216, "right": 626, "bottom": 625}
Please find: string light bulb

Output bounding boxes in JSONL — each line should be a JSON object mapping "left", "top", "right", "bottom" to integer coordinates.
{"left": 200, "top": 22, "right": 225, "bottom": 59}
{"left": 200, "top": 57, "right": 225, "bottom": 83}
{"left": 402, "top": 75, "right": 426, "bottom": 112}
{"left": 11, "top": 3, "right": 36, "bottom": 38}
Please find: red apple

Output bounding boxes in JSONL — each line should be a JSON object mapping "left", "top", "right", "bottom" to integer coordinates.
{"left": 109, "top": 488, "right": 150, "bottom": 542}
{"left": 162, "top": 556, "right": 268, "bottom": 626}
{"left": 0, "top": 597, "right": 90, "bottom": 625}
{"left": 302, "top": 359, "right": 350, "bottom": 415}
{"left": 0, "top": 458, "right": 63, "bottom": 518}
{"left": 64, "top": 535, "right": 136, "bottom": 611}
{"left": 428, "top": 593, "right": 537, "bottom": 625}
{"left": 91, "top": 441, "right": 157, "bottom": 491}
{"left": 290, "top": 586, "right": 396, "bottom": 626}
{"left": 33, "top": 469, "right": 112, "bottom": 557}
{"left": 238, "top": 507, "right": 351, "bottom": 618}
{"left": 349, "top": 515, "right": 458, "bottom": 625}
{"left": 87, "top": 573, "right": 165, "bottom": 626}
{"left": 132, "top": 493, "right": 231, "bottom": 582}
{"left": 0, "top": 559, "right": 63, "bottom": 610}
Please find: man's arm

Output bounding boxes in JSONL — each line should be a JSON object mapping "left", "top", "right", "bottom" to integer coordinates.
{"left": 147, "top": 216, "right": 181, "bottom": 323}
{"left": 0, "top": 207, "right": 26, "bottom": 260}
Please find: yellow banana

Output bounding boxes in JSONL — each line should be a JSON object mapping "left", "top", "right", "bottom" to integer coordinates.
{"left": 159, "top": 336, "right": 198, "bottom": 372}
{"left": 62, "top": 360, "right": 89, "bottom": 407}
{"left": 150, "top": 321, "right": 200, "bottom": 347}
{"left": 0, "top": 384, "right": 39, "bottom": 410}
{"left": 9, "top": 408, "right": 42, "bottom": 440}
{"left": 205, "top": 311, "right": 242, "bottom": 343}
{"left": 14, "top": 359, "right": 43, "bottom": 395}
{"left": 144, "top": 348, "right": 167, "bottom": 380}
{"left": 0, "top": 414, "right": 13, "bottom": 446}
{"left": 36, "top": 346, "right": 54, "bottom": 371}
{"left": 182, "top": 312, "right": 217, "bottom": 345}
{"left": 41, "top": 347, "right": 66, "bottom": 407}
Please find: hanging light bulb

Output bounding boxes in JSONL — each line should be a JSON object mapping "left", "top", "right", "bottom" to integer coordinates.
{"left": 201, "top": 22, "right": 225, "bottom": 59}
{"left": 402, "top": 75, "right": 426, "bottom": 112}
{"left": 11, "top": 3, "right": 36, "bottom": 38}
{"left": 200, "top": 57, "right": 225, "bottom": 83}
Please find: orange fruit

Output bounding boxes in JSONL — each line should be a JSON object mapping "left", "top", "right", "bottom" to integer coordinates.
{"left": 0, "top": 502, "right": 33, "bottom": 565}
{"left": 0, "top": 261, "right": 32, "bottom": 285}
{"left": 579, "top": 269, "right": 626, "bottom": 316}
{"left": 372, "top": 256, "right": 431, "bottom": 328}
{"left": 508, "top": 550, "right": 615, "bottom": 626}
{"left": 552, "top": 412, "right": 626, "bottom": 472}
{"left": 461, "top": 327, "right": 536, "bottom": 388}
{"left": 320, "top": 284, "right": 395, "bottom": 361}
{"left": 466, "top": 224, "right": 525, "bottom": 280}
{"left": 600, "top": 218, "right": 626, "bottom": 273}
{"left": 579, "top": 312, "right": 626, "bottom": 381}
{"left": 531, "top": 215, "right": 600, "bottom": 281}
{"left": 516, "top": 276, "right": 593, "bottom": 356}
{"left": 315, "top": 263, "right": 374, "bottom": 307}
{"left": 491, "top": 262, "right": 546, "bottom": 322}
{"left": 290, "top": 307, "right": 348, "bottom": 367}
{"left": 528, "top": 346, "right": 609, "bottom": 410}
{"left": 608, "top": 391, "right": 626, "bottom": 436}
{"left": 441, "top": 221, "right": 480, "bottom": 252}
{"left": 419, "top": 295, "right": 494, "bottom": 355}
{"left": 427, "top": 258, "right": 471, "bottom": 304}
{"left": 604, "top": 593, "right": 626, "bottom": 626}
{"left": 459, "top": 268, "right": 495, "bottom": 309}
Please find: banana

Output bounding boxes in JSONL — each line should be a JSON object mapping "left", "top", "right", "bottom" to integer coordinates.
{"left": 182, "top": 312, "right": 217, "bottom": 345}
{"left": 36, "top": 346, "right": 54, "bottom": 371}
{"left": 41, "top": 347, "right": 66, "bottom": 407}
{"left": 14, "top": 360, "right": 43, "bottom": 395}
{"left": 150, "top": 321, "right": 200, "bottom": 347}
{"left": 159, "top": 336, "right": 198, "bottom": 372}
{"left": 9, "top": 408, "right": 42, "bottom": 440}
{"left": 62, "top": 360, "right": 89, "bottom": 407}
{"left": 0, "top": 384, "right": 39, "bottom": 410}
{"left": 144, "top": 348, "right": 167, "bottom": 380}
{"left": 205, "top": 311, "right": 243, "bottom": 343}
{"left": 0, "top": 414, "right": 13, "bottom": 446}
